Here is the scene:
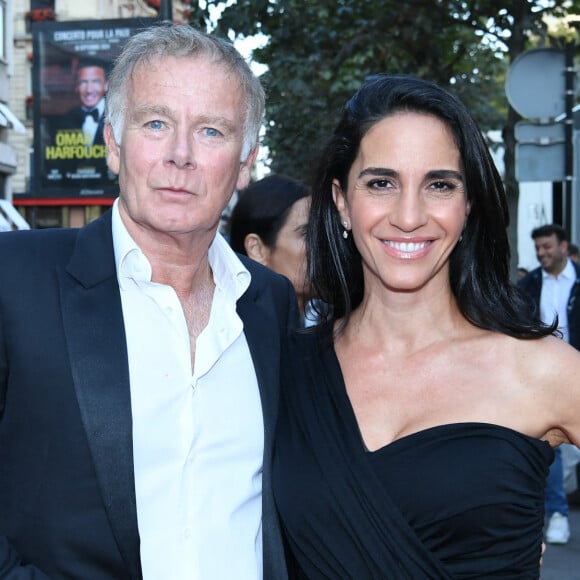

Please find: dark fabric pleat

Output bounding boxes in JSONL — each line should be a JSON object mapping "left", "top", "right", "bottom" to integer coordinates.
{"left": 274, "top": 327, "right": 455, "bottom": 579}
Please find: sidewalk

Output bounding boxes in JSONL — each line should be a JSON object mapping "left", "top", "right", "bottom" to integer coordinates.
{"left": 541, "top": 505, "right": 580, "bottom": 580}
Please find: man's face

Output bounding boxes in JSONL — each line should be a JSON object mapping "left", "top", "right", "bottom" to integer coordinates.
{"left": 76, "top": 66, "right": 107, "bottom": 109}
{"left": 534, "top": 233, "right": 569, "bottom": 275}
{"left": 105, "top": 55, "right": 257, "bottom": 244}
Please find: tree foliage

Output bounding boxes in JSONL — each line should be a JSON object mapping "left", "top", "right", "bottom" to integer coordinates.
{"left": 190, "top": 0, "right": 579, "bottom": 269}
{"left": 190, "top": 1, "right": 577, "bottom": 175}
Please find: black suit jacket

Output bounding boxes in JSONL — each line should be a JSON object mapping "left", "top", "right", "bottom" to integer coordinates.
{"left": 0, "top": 210, "right": 294, "bottom": 579}
{"left": 61, "top": 105, "right": 106, "bottom": 146}
{"left": 518, "top": 261, "right": 580, "bottom": 351}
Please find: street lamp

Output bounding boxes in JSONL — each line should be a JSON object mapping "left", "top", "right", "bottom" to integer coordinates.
{"left": 159, "top": 0, "right": 173, "bottom": 21}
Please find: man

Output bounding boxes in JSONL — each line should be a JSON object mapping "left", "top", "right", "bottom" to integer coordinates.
{"left": 519, "top": 223, "right": 580, "bottom": 545}
{"left": 0, "top": 23, "right": 294, "bottom": 579}
{"left": 63, "top": 59, "right": 108, "bottom": 146}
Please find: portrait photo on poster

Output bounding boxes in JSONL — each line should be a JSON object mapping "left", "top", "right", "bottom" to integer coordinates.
{"left": 31, "top": 18, "right": 155, "bottom": 201}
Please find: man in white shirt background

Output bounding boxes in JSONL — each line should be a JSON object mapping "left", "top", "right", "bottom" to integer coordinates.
{"left": 519, "top": 223, "right": 580, "bottom": 546}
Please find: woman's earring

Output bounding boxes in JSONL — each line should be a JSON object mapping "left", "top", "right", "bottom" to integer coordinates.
{"left": 342, "top": 221, "right": 349, "bottom": 239}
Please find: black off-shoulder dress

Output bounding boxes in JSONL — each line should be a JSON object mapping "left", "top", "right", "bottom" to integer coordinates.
{"left": 272, "top": 326, "right": 553, "bottom": 579}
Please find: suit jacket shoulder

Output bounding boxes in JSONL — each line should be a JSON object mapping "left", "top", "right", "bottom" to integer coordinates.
{"left": 517, "top": 266, "right": 543, "bottom": 308}
{"left": 238, "top": 254, "right": 299, "bottom": 323}
{"left": 0, "top": 210, "right": 141, "bottom": 579}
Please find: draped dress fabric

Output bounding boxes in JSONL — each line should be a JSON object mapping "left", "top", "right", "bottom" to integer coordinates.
{"left": 272, "top": 327, "right": 554, "bottom": 579}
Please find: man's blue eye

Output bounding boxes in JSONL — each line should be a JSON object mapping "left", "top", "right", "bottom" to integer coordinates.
{"left": 204, "top": 128, "right": 219, "bottom": 137}
{"left": 149, "top": 120, "right": 164, "bottom": 130}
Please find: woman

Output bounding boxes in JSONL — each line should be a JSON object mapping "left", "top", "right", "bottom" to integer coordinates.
{"left": 229, "top": 174, "right": 312, "bottom": 321}
{"left": 272, "top": 74, "right": 580, "bottom": 578}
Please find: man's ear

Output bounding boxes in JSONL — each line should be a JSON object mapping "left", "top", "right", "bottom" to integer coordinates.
{"left": 236, "top": 144, "right": 259, "bottom": 191}
{"left": 244, "top": 233, "right": 270, "bottom": 266}
{"left": 104, "top": 123, "right": 120, "bottom": 175}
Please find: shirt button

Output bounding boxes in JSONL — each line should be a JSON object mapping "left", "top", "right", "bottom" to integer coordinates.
{"left": 183, "top": 527, "right": 192, "bottom": 539}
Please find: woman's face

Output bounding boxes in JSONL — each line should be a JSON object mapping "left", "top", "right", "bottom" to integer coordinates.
{"left": 265, "top": 196, "right": 310, "bottom": 306}
{"left": 333, "top": 111, "right": 470, "bottom": 295}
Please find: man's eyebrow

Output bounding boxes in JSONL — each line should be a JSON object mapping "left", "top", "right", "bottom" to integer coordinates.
{"left": 130, "top": 107, "right": 239, "bottom": 132}
{"left": 196, "top": 114, "right": 239, "bottom": 133}
{"left": 132, "top": 104, "right": 173, "bottom": 118}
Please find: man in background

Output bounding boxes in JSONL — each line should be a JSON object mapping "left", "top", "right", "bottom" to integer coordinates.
{"left": 519, "top": 223, "right": 580, "bottom": 545}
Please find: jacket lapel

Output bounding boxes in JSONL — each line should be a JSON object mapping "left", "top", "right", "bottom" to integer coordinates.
{"left": 237, "top": 278, "right": 289, "bottom": 580}
{"left": 238, "top": 287, "right": 280, "bottom": 451}
{"left": 59, "top": 211, "right": 142, "bottom": 579}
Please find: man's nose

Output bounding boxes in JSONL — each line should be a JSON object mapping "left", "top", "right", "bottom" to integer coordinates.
{"left": 166, "top": 129, "right": 195, "bottom": 169}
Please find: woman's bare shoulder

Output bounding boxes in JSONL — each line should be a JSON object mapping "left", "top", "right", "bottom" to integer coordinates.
{"left": 513, "top": 334, "right": 580, "bottom": 446}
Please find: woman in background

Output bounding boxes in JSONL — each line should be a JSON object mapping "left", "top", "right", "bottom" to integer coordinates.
{"left": 230, "top": 174, "right": 313, "bottom": 323}
{"left": 273, "top": 74, "right": 580, "bottom": 578}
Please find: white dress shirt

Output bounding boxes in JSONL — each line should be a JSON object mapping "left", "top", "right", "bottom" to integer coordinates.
{"left": 112, "top": 200, "right": 264, "bottom": 580}
{"left": 540, "top": 258, "right": 576, "bottom": 343}
{"left": 82, "top": 98, "right": 104, "bottom": 145}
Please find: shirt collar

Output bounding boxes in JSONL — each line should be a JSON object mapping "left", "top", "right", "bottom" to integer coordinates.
{"left": 542, "top": 258, "right": 576, "bottom": 281}
{"left": 209, "top": 232, "right": 251, "bottom": 301}
{"left": 112, "top": 199, "right": 151, "bottom": 290}
{"left": 83, "top": 98, "right": 105, "bottom": 116}
{"left": 111, "top": 198, "right": 251, "bottom": 299}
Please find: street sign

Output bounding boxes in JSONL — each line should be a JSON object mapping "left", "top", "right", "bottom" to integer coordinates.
{"left": 506, "top": 48, "right": 567, "bottom": 121}
{"left": 516, "top": 142, "right": 565, "bottom": 182}
{"left": 515, "top": 121, "right": 565, "bottom": 144}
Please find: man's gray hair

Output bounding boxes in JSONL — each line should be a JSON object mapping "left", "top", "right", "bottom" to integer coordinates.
{"left": 105, "top": 22, "right": 265, "bottom": 160}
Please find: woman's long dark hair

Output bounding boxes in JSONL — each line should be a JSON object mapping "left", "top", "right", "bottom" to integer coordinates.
{"left": 308, "top": 73, "right": 554, "bottom": 339}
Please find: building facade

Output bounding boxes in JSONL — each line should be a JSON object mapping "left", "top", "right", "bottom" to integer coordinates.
{"left": 0, "top": 0, "right": 30, "bottom": 230}
{"left": 10, "top": 0, "right": 190, "bottom": 228}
